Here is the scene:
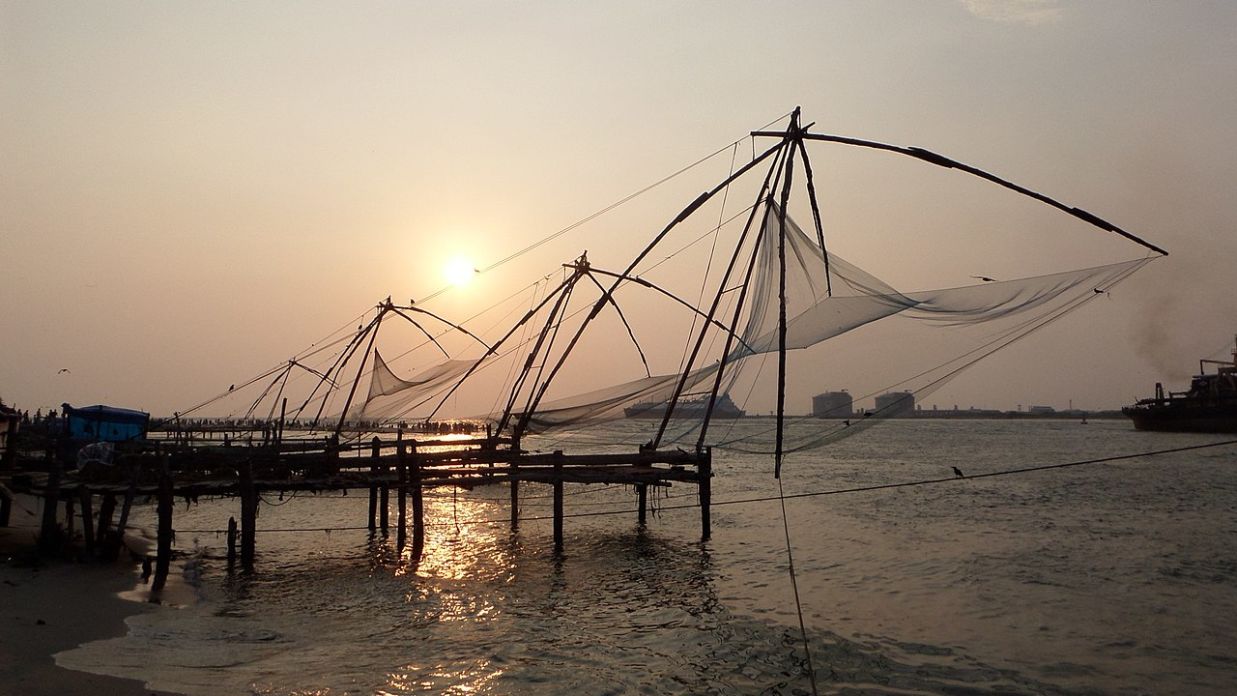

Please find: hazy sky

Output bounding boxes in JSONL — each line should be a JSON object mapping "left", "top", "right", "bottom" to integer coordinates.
{"left": 3, "top": 1, "right": 1236, "bottom": 416}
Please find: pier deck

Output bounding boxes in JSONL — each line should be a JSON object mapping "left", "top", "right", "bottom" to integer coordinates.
{"left": 3, "top": 433, "right": 713, "bottom": 587}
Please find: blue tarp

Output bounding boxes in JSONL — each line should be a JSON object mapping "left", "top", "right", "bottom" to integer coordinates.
{"left": 62, "top": 403, "right": 149, "bottom": 442}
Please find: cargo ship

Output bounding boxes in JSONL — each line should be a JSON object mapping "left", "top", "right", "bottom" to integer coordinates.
{"left": 624, "top": 393, "right": 745, "bottom": 419}
{"left": 1122, "top": 335, "right": 1237, "bottom": 433}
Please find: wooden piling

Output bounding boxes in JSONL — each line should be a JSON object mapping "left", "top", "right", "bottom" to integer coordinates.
{"left": 78, "top": 487, "right": 96, "bottom": 557}
{"left": 64, "top": 498, "right": 75, "bottom": 542}
{"left": 97, "top": 492, "right": 116, "bottom": 543}
{"left": 226, "top": 516, "right": 238, "bottom": 561}
{"left": 509, "top": 461, "right": 519, "bottom": 532}
{"left": 152, "top": 464, "right": 174, "bottom": 591}
{"left": 375, "top": 437, "right": 389, "bottom": 533}
{"left": 0, "top": 487, "right": 10, "bottom": 527}
{"left": 699, "top": 448, "right": 712, "bottom": 542}
{"left": 411, "top": 444, "right": 424, "bottom": 560}
{"left": 553, "top": 458, "right": 564, "bottom": 552}
{"left": 114, "top": 460, "right": 140, "bottom": 552}
{"left": 239, "top": 459, "right": 257, "bottom": 570}
{"left": 38, "top": 458, "right": 62, "bottom": 554}
{"left": 637, "top": 484, "right": 648, "bottom": 527}
{"left": 396, "top": 443, "right": 407, "bottom": 546}
{"left": 368, "top": 437, "right": 379, "bottom": 531}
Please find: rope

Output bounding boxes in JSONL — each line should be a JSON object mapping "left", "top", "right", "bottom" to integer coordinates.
{"left": 416, "top": 111, "right": 794, "bottom": 306}
{"left": 164, "top": 438, "right": 1237, "bottom": 534}
{"left": 777, "top": 474, "right": 818, "bottom": 694}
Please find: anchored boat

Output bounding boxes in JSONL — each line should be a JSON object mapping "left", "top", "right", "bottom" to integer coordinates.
{"left": 1123, "top": 335, "right": 1237, "bottom": 433}
{"left": 624, "top": 393, "right": 745, "bottom": 419}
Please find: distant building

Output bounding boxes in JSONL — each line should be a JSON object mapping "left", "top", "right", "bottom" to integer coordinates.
{"left": 812, "top": 391, "right": 853, "bottom": 418}
{"left": 1027, "top": 405, "right": 1056, "bottom": 415}
{"left": 874, "top": 391, "right": 915, "bottom": 417}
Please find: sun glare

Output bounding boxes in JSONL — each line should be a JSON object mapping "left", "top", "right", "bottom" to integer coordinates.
{"left": 443, "top": 256, "right": 477, "bottom": 287}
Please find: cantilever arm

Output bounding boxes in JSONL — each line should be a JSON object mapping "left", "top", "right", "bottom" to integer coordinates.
{"left": 585, "top": 267, "right": 759, "bottom": 357}
{"left": 580, "top": 272, "right": 652, "bottom": 378}
{"left": 749, "top": 130, "right": 1169, "bottom": 257}
{"left": 389, "top": 307, "right": 451, "bottom": 359}
{"left": 392, "top": 304, "right": 494, "bottom": 353}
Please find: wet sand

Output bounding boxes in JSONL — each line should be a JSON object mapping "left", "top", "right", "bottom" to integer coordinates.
{"left": 0, "top": 526, "right": 178, "bottom": 696}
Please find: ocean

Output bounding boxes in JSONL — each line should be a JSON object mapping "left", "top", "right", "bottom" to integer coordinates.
{"left": 57, "top": 419, "right": 1237, "bottom": 695}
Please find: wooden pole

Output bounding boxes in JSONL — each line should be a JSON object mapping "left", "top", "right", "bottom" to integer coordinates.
{"left": 114, "top": 459, "right": 140, "bottom": 553}
{"left": 239, "top": 459, "right": 257, "bottom": 570}
{"left": 78, "top": 487, "right": 95, "bottom": 557}
{"left": 152, "top": 463, "right": 173, "bottom": 591}
{"left": 411, "top": 444, "right": 424, "bottom": 561}
{"left": 374, "top": 437, "right": 389, "bottom": 534}
{"left": 396, "top": 442, "right": 407, "bottom": 547}
{"left": 97, "top": 492, "right": 116, "bottom": 543}
{"left": 553, "top": 457, "right": 564, "bottom": 553}
{"left": 509, "top": 460, "right": 519, "bottom": 532}
{"left": 367, "top": 477, "right": 378, "bottom": 530}
{"left": 63, "top": 497, "right": 75, "bottom": 548}
{"left": 38, "top": 457, "right": 62, "bottom": 554}
{"left": 226, "top": 516, "right": 238, "bottom": 562}
{"left": 0, "top": 488, "right": 10, "bottom": 528}
{"left": 637, "top": 483, "right": 648, "bottom": 527}
{"left": 367, "top": 438, "right": 378, "bottom": 531}
{"left": 699, "top": 448, "right": 712, "bottom": 542}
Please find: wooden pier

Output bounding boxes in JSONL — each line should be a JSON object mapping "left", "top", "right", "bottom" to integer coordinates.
{"left": 3, "top": 432, "right": 713, "bottom": 586}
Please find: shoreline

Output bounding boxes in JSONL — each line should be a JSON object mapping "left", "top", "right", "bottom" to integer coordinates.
{"left": 0, "top": 525, "right": 180, "bottom": 696}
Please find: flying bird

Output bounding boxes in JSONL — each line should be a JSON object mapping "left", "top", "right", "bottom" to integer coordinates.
{"left": 57, "top": 368, "right": 71, "bottom": 374}
{"left": 952, "top": 466, "right": 965, "bottom": 478}
{"left": 970, "top": 275, "right": 998, "bottom": 283}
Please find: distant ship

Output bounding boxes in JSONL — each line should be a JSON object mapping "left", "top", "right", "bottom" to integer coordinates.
{"left": 624, "top": 393, "right": 745, "bottom": 419}
{"left": 1122, "top": 335, "right": 1237, "bottom": 433}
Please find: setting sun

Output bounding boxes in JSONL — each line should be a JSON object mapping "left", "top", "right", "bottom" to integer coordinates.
{"left": 443, "top": 256, "right": 477, "bottom": 287}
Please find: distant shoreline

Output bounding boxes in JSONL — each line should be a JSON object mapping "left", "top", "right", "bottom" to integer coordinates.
{"left": 748, "top": 411, "right": 1127, "bottom": 420}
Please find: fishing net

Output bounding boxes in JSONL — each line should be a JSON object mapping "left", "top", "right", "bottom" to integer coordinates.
{"left": 505, "top": 203, "right": 1151, "bottom": 453}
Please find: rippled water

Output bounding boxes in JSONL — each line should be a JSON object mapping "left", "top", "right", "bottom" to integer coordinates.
{"left": 58, "top": 420, "right": 1237, "bottom": 694}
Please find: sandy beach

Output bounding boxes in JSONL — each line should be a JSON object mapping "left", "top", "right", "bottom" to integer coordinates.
{"left": 0, "top": 525, "right": 177, "bottom": 696}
